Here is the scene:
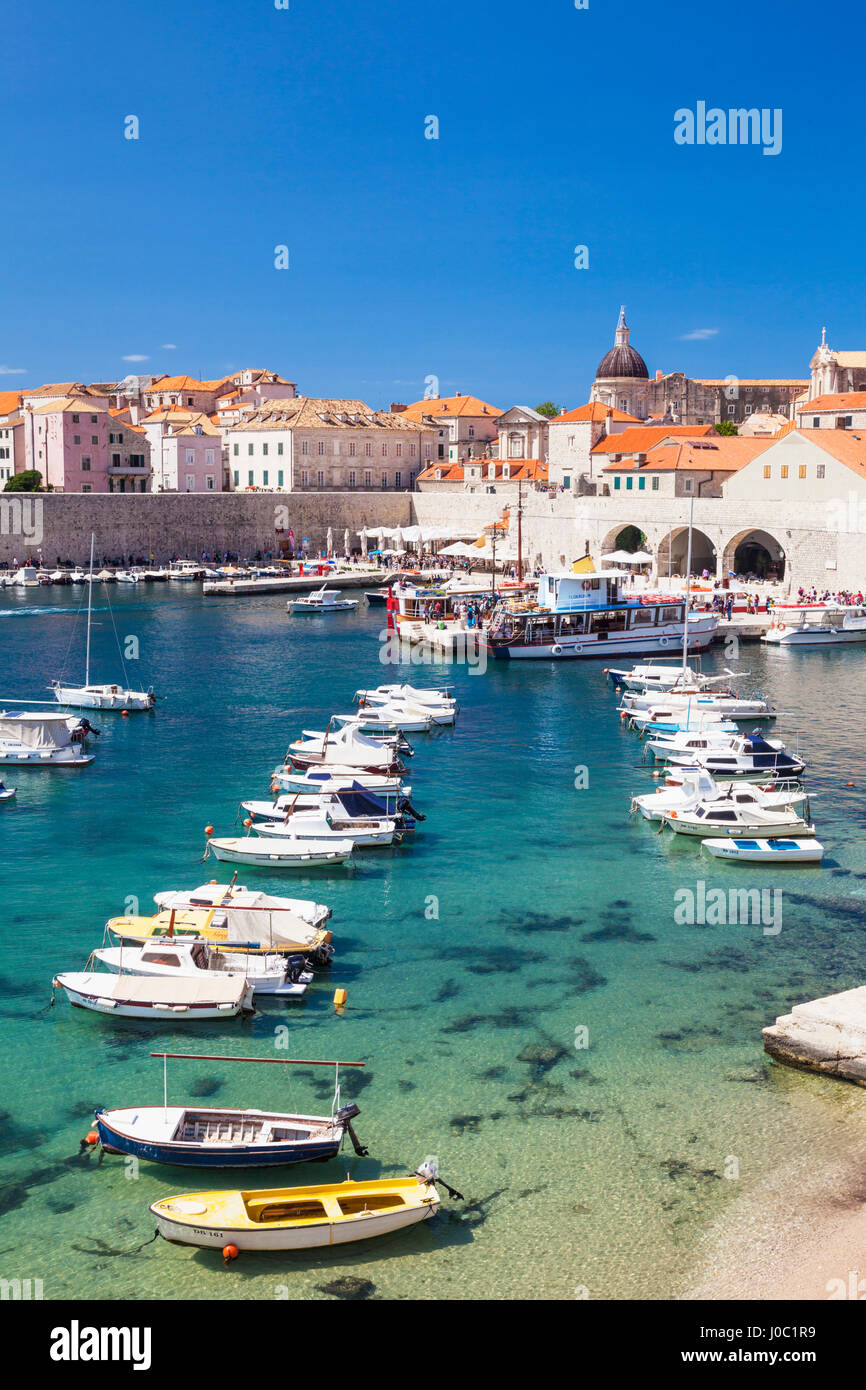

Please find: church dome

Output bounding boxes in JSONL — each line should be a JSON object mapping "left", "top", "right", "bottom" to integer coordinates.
{"left": 596, "top": 306, "right": 649, "bottom": 380}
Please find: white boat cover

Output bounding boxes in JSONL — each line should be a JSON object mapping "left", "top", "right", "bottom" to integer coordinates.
{"left": 0, "top": 714, "right": 76, "bottom": 748}
{"left": 222, "top": 891, "right": 325, "bottom": 949}
{"left": 57, "top": 972, "right": 247, "bottom": 1004}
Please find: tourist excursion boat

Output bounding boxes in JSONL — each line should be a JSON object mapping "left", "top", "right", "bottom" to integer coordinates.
{"left": 91, "top": 939, "right": 313, "bottom": 998}
{"left": 204, "top": 835, "right": 354, "bottom": 869}
{"left": 0, "top": 713, "right": 95, "bottom": 766}
{"left": 701, "top": 837, "right": 825, "bottom": 863}
{"left": 483, "top": 571, "right": 718, "bottom": 660}
{"left": 94, "top": 1052, "right": 367, "bottom": 1169}
{"left": 110, "top": 896, "right": 334, "bottom": 965}
{"left": 631, "top": 770, "right": 808, "bottom": 821}
{"left": 662, "top": 801, "right": 815, "bottom": 839}
{"left": 762, "top": 607, "right": 866, "bottom": 646}
{"left": 49, "top": 538, "right": 157, "bottom": 711}
{"left": 151, "top": 1164, "right": 443, "bottom": 1251}
{"left": 52, "top": 970, "right": 255, "bottom": 1020}
{"left": 288, "top": 585, "right": 359, "bottom": 614}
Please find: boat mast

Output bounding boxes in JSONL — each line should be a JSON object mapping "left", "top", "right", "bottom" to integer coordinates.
{"left": 681, "top": 497, "right": 694, "bottom": 673}
{"left": 85, "top": 533, "right": 94, "bottom": 686}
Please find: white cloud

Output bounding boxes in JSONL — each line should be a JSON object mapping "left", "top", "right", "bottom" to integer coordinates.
{"left": 122, "top": 353, "right": 150, "bottom": 362}
{"left": 161, "top": 343, "right": 177, "bottom": 350}
{"left": 680, "top": 328, "right": 718, "bottom": 341}
{"left": 0, "top": 365, "right": 28, "bottom": 375}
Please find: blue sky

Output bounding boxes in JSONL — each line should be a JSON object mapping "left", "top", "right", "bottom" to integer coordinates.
{"left": 2, "top": 0, "right": 862, "bottom": 408}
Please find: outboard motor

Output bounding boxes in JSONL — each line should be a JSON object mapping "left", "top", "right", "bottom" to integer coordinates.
{"left": 336, "top": 1102, "right": 367, "bottom": 1155}
{"left": 285, "top": 954, "right": 306, "bottom": 983}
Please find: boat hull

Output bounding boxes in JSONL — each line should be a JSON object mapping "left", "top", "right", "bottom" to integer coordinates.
{"left": 51, "top": 686, "right": 154, "bottom": 711}
{"left": 701, "top": 837, "right": 825, "bottom": 862}
{"left": 53, "top": 978, "right": 251, "bottom": 1020}
{"left": 484, "top": 624, "right": 717, "bottom": 660}
{"left": 206, "top": 838, "right": 352, "bottom": 868}
{"left": 95, "top": 1108, "right": 344, "bottom": 1168}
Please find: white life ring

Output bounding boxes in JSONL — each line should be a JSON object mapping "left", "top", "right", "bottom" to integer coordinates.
{"left": 581, "top": 580, "right": 592, "bottom": 592}
{"left": 659, "top": 636, "right": 669, "bottom": 647}
{"left": 551, "top": 644, "right": 563, "bottom": 656}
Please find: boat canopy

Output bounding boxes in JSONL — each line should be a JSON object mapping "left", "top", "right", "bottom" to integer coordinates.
{"left": 223, "top": 892, "right": 322, "bottom": 949}
{"left": 0, "top": 714, "right": 77, "bottom": 748}
{"left": 535, "top": 572, "right": 629, "bottom": 613}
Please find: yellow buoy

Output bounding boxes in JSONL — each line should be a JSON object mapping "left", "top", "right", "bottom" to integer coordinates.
{"left": 333, "top": 988, "right": 348, "bottom": 1008}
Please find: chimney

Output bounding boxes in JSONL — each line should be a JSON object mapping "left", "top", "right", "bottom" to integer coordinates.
{"left": 655, "top": 369, "right": 663, "bottom": 381}
{"left": 559, "top": 406, "right": 567, "bottom": 415}
{"left": 130, "top": 403, "right": 140, "bottom": 426}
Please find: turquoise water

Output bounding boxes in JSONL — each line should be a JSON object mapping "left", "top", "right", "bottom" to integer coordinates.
{"left": 2, "top": 585, "right": 866, "bottom": 1300}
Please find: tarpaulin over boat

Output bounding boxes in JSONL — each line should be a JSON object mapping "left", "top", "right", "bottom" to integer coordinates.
{"left": 223, "top": 892, "right": 323, "bottom": 950}
{"left": 0, "top": 714, "right": 76, "bottom": 748}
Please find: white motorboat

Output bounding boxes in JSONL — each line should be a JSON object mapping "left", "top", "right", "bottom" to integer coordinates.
{"left": 0, "top": 713, "right": 94, "bottom": 766}
{"left": 607, "top": 661, "right": 710, "bottom": 691}
{"left": 50, "top": 570, "right": 72, "bottom": 585}
{"left": 8, "top": 565, "right": 39, "bottom": 587}
{"left": 254, "top": 809, "right": 397, "bottom": 848}
{"left": 0, "top": 780, "right": 16, "bottom": 799}
{"left": 626, "top": 707, "right": 738, "bottom": 734}
{"left": 645, "top": 728, "right": 758, "bottom": 759}
{"left": 205, "top": 836, "right": 354, "bottom": 868}
{"left": 68, "top": 567, "right": 87, "bottom": 583}
{"left": 52, "top": 971, "right": 255, "bottom": 1020}
{"left": 762, "top": 607, "right": 866, "bottom": 646}
{"left": 662, "top": 801, "right": 814, "bottom": 839}
{"left": 152, "top": 883, "right": 332, "bottom": 934}
{"left": 271, "top": 764, "right": 410, "bottom": 797}
{"left": 168, "top": 561, "right": 205, "bottom": 581}
{"left": 49, "top": 536, "right": 157, "bottom": 711}
{"left": 349, "top": 705, "right": 434, "bottom": 734}
{"left": 701, "top": 837, "right": 825, "bottom": 863}
{"left": 92, "top": 940, "right": 312, "bottom": 998}
{"left": 287, "top": 721, "right": 404, "bottom": 774}
{"left": 657, "top": 732, "right": 806, "bottom": 779}
{"left": 621, "top": 689, "right": 774, "bottom": 720}
{"left": 356, "top": 685, "right": 457, "bottom": 726}
{"left": 243, "top": 783, "right": 414, "bottom": 825}
{"left": 114, "top": 570, "right": 139, "bottom": 584}
{"left": 631, "top": 770, "right": 808, "bottom": 821}
{"left": 288, "top": 585, "right": 358, "bottom": 614}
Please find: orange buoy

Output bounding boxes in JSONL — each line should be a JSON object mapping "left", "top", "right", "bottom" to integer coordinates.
{"left": 847, "top": 782, "right": 855, "bottom": 787}
{"left": 204, "top": 824, "right": 214, "bottom": 836}
{"left": 222, "top": 1244, "right": 239, "bottom": 1263}
{"left": 333, "top": 987, "right": 348, "bottom": 1008}
{"left": 243, "top": 817, "right": 252, "bottom": 828}
{"left": 121, "top": 710, "right": 129, "bottom": 719}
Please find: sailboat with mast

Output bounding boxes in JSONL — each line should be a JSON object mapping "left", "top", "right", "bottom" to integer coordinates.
{"left": 49, "top": 535, "right": 157, "bottom": 711}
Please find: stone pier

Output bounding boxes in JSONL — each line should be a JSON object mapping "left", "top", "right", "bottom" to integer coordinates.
{"left": 763, "top": 987, "right": 866, "bottom": 1084}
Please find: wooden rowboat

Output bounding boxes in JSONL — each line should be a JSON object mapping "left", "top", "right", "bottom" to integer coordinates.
{"left": 151, "top": 1170, "right": 440, "bottom": 1251}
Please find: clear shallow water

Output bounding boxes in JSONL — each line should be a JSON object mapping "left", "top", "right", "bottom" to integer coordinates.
{"left": 1, "top": 585, "right": 866, "bottom": 1301}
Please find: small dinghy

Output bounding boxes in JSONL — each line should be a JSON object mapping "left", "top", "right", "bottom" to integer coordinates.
{"left": 205, "top": 836, "right": 354, "bottom": 868}
{"left": 92, "top": 939, "right": 313, "bottom": 998}
{"left": 95, "top": 1052, "right": 368, "bottom": 1168}
{"left": 151, "top": 1164, "right": 445, "bottom": 1251}
{"left": 52, "top": 971, "right": 255, "bottom": 1020}
{"left": 701, "top": 837, "right": 825, "bottom": 864}
{"left": 288, "top": 585, "right": 358, "bottom": 614}
{"left": 0, "top": 781, "right": 16, "bottom": 800}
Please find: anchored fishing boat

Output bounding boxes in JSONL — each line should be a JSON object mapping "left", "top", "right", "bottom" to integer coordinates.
{"left": 631, "top": 770, "right": 808, "bottom": 822}
{"left": 484, "top": 571, "right": 717, "bottom": 660}
{"left": 52, "top": 971, "right": 255, "bottom": 1020}
{"left": 656, "top": 732, "right": 806, "bottom": 779}
{"left": 0, "top": 713, "right": 95, "bottom": 766}
{"left": 152, "top": 883, "right": 332, "bottom": 933}
{"left": 271, "top": 765, "right": 411, "bottom": 798}
{"left": 701, "top": 837, "right": 825, "bottom": 863}
{"left": 92, "top": 939, "right": 312, "bottom": 998}
{"left": 110, "top": 896, "right": 334, "bottom": 964}
{"left": 621, "top": 690, "right": 774, "bottom": 720}
{"left": 287, "top": 720, "right": 405, "bottom": 775}
{"left": 151, "top": 1164, "right": 445, "bottom": 1251}
{"left": 205, "top": 836, "right": 354, "bottom": 869}
{"left": 253, "top": 810, "right": 397, "bottom": 848}
{"left": 356, "top": 685, "right": 457, "bottom": 726}
{"left": 94, "top": 1052, "right": 368, "bottom": 1169}
{"left": 662, "top": 801, "right": 814, "bottom": 839}
{"left": 243, "top": 785, "right": 419, "bottom": 831}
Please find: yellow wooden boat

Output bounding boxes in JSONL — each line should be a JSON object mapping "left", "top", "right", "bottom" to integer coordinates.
{"left": 151, "top": 1171, "right": 440, "bottom": 1251}
{"left": 107, "top": 907, "right": 333, "bottom": 963}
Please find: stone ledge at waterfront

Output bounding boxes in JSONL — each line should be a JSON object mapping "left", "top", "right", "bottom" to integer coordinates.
{"left": 763, "top": 987, "right": 866, "bottom": 1085}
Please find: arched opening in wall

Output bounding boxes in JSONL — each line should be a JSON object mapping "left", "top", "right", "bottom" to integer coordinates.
{"left": 656, "top": 526, "right": 717, "bottom": 578}
{"left": 600, "top": 524, "right": 647, "bottom": 560}
{"left": 726, "top": 529, "right": 786, "bottom": 581}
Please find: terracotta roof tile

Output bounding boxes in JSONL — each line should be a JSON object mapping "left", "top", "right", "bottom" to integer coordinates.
{"left": 401, "top": 394, "right": 502, "bottom": 421}
{"left": 592, "top": 424, "right": 714, "bottom": 454}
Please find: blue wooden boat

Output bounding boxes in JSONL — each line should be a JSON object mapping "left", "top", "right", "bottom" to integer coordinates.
{"left": 90, "top": 1052, "right": 367, "bottom": 1169}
